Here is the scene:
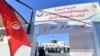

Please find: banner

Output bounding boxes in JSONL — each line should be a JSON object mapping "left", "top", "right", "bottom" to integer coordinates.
{"left": 35, "top": 2, "right": 100, "bottom": 22}
{"left": 39, "top": 21, "right": 92, "bottom": 34}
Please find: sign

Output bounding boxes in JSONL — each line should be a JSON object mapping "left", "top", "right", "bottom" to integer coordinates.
{"left": 35, "top": 2, "right": 100, "bottom": 22}
{"left": 39, "top": 21, "right": 92, "bottom": 34}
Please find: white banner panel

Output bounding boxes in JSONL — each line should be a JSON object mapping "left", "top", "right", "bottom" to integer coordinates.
{"left": 39, "top": 21, "right": 92, "bottom": 34}
{"left": 35, "top": 2, "right": 100, "bottom": 22}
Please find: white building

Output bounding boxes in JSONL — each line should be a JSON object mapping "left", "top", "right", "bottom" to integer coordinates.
{"left": 40, "top": 37, "right": 69, "bottom": 53}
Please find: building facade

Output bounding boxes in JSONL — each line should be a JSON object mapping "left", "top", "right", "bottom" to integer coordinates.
{"left": 40, "top": 37, "right": 70, "bottom": 53}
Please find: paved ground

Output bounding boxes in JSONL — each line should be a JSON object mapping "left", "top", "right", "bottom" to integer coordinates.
{"left": 46, "top": 53, "right": 69, "bottom": 56}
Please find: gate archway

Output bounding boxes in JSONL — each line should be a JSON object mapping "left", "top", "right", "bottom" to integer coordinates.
{"left": 31, "top": 2, "right": 100, "bottom": 56}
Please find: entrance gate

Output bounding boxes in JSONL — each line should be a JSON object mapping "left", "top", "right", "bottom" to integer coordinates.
{"left": 32, "top": 21, "right": 96, "bottom": 56}
{"left": 30, "top": 2, "right": 100, "bottom": 56}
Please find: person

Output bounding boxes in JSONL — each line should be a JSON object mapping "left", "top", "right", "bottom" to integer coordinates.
{"left": 35, "top": 42, "right": 39, "bottom": 56}
{"left": 38, "top": 47, "right": 45, "bottom": 56}
{"left": 35, "top": 49, "right": 39, "bottom": 56}
{"left": 35, "top": 49, "right": 37, "bottom": 56}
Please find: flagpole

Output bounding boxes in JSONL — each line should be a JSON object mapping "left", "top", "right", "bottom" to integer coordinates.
{"left": 30, "top": 24, "right": 38, "bottom": 56}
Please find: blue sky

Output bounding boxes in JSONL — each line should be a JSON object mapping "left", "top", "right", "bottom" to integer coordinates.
{"left": 5, "top": 0, "right": 99, "bottom": 45}
{"left": 6, "top": 0, "right": 98, "bottom": 22}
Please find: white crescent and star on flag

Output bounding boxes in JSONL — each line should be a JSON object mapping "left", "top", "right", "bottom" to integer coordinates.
{"left": 11, "top": 22, "right": 21, "bottom": 30}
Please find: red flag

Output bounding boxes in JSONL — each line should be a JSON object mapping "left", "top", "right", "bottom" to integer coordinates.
{"left": 0, "top": 0, "right": 31, "bottom": 56}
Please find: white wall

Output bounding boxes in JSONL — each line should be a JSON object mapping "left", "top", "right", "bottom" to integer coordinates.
{"left": 0, "top": 36, "right": 10, "bottom": 56}
{"left": 69, "top": 31, "right": 96, "bottom": 56}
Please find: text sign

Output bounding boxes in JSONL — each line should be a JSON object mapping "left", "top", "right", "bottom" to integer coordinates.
{"left": 35, "top": 2, "right": 100, "bottom": 21}
{"left": 39, "top": 22, "right": 92, "bottom": 34}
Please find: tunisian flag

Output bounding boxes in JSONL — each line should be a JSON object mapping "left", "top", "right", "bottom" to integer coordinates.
{"left": 0, "top": 0, "right": 31, "bottom": 56}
